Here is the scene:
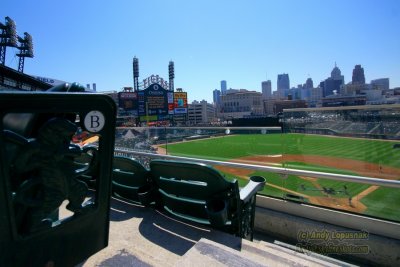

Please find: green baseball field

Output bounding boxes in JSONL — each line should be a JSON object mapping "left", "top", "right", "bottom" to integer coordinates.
{"left": 160, "top": 133, "right": 400, "bottom": 222}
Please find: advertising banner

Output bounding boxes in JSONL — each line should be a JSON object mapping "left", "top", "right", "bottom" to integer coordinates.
{"left": 168, "top": 103, "right": 174, "bottom": 115}
{"left": 118, "top": 92, "right": 137, "bottom": 111}
{"left": 167, "top": 92, "right": 174, "bottom": 104}
{"left": 138, "top": 84, "right": 168, "bottom": 117}
{"left": 174, "top": 92, "right": 188, "bottom": 114}
{"left": 174, "top": 108, "right": 187, "bottom": 114}
{"left": 139, "top": 115, "right": 158, "bottom": 121}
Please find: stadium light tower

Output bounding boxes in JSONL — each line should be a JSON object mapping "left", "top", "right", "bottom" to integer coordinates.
{"left": 0, "top": 16, "right": 18, "bottom": 66}
{"left": 168, "top": 60, "right": 174, "bottom": 91}
{"left": 133, "top": 57, "right": 139, "bottom": 91}
{"left": 16, "top": 32, "right": 34, "bottom": 73}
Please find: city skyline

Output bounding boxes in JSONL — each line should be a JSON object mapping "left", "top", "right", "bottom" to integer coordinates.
{"left": 2, "top": 0, "right": 400, "bottom": 103}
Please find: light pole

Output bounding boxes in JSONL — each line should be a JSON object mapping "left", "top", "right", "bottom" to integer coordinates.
{"left": 0, "top": 16, "right": 18, "bottom": 66}
{"left": 133, "top": 57, "right": 139, "bottom": 91}
{"left": 0, "top": 16, "right": 17, "bottom": 85}
{"left": 17, "top": 32, "right": 34, "bottom": 73}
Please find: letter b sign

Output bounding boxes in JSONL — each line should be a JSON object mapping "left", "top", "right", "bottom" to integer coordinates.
{"left": 84, "top": 111, "right": 105, "bottom": 133}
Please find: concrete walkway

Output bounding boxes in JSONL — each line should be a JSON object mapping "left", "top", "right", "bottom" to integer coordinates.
{"left": 78, "top": 197, "right": 240, "bottom": 266}
{"left": 78, "top": 197, "right": 356, "bottom": 267}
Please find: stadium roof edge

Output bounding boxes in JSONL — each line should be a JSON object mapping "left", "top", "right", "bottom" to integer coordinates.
{"left": 283, "top": 104, "right": 400, "bottom": 112}
{"left": 0, "top": 64, "right": 52, "bottom": 90}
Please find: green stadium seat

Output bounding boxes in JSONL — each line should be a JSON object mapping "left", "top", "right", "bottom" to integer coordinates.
{"left": 112, "top": 156, "right": 153, "bottom": 205}
{"left": 149, "top": 159, "right": 266, "bottom": 240}
{"left": 74, "top": 145, "right": 99, "bottom": 189}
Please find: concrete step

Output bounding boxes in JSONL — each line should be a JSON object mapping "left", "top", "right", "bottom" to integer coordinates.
{"left": 262, "top": 240, "right": 359, "bottom": 267}
{"left": 175, "top": 238, "right": 358, "bottom": 267}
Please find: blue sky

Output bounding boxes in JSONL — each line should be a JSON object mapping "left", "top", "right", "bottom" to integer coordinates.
{"left": 3, "top": 0, "right": 400, "bottom": 102}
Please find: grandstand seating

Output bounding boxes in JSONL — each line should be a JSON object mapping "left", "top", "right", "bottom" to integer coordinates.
{"left": 112, "top": 156, "right": 152, "bottom": 204}
{"left": 150, "top": 160, "right": 265, "bottom": 240}
{"left": 110, "top": 158, "right": 266, "bottom": 240}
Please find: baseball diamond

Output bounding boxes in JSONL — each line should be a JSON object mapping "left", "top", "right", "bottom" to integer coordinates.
{"left": 159, "top": 133, "right": 400, "bottom": 222}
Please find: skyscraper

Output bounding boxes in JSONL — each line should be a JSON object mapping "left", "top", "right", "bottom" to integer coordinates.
{"left": 213, "top": 89, "right": 221, "bottom": 106}
{"left": 302, "top": 78, "right": 313, "bottom": 100}
{"left": 330, "top": 63, "right": 344, "bottom": 86}
{"left": 319, "top": 63, "right": 346, "bottom": 97}
{"left": 321, "top": 78, "right": 342, "bottom": 97}
{"left": 305, "top": 78, "right": 314, "bottom": 89}
{"left": 322, "top": 63, "right": 345, "bottom": 96}
{"left": 261, "top": 80, "right": 272, "bottom": 99}
{"left": 277, "top": 74, "right": 290, "bottom": 98}
{"left": 221, "top": 80, "right": 227, "bottom": 95}
{"left": 277, "top": 74, "right": 290, "bottom": 90}
{"left": 352, "top": 65, "right": 365, "bottom": 84}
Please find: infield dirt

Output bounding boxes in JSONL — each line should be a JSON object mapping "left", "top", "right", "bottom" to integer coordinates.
{"left": 214, "top": 154, "right": 400, "bottom": 213}
{"left": 154, "top": 142, "right": 399, "bottom": 214}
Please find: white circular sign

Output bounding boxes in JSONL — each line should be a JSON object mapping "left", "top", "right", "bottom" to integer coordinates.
{"left": 84, "top": 111, "right": 105, "bottom": 133}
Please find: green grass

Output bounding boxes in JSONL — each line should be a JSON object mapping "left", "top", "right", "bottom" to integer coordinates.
{"left": 164, "top": 134, "right": 284, "bottom": 160}
{"left": 163, "top": 133, "right": 400, "bottom": 222}
{"left": 282, "top": 133, "right": 400, "bottom": 167}
{"left": 360, "top": 187, "right": 400, "bottom": 221}
{"left": 163, "top": 133, "right": 400, "bottom": 167}
{"left": 218, "top": 169, "right": 309, "bottom": 199}
{"left": 218, "top": 168, "right": 326, "bottom": 197}
{"left": 283, "top": 162, "right": 370, "bottom": 197}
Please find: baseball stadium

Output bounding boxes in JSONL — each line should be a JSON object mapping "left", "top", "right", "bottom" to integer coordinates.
{"left": 3, "top": 90, "right": 400, "bottom": 266}
{"left": 105, "top": 97, "right": 400, "bottom": 266}
{"left": 115, "top": 104, "right": 400, "bottom": 223}
{"left": 2, "top": 8, "right": 400, "bottom": 265}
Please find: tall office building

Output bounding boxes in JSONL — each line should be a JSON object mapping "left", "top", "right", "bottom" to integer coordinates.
{"left": 319, "top": 64, "right": 345, "bottom": 97}
{"left": 277, "top": 74, "right": 290, "bottom": 99}
{"left": 277, "top": 74, "right": 290, "bottom": 90}
{"left": 352, "top": 65, "right": 365, "bottom": 84}
{"left": 305, "top": 78, "right": 314, "bottom": 89}
{"left": 261, "top": 80, "right": 272, "bottom": 99}
{"left": 330, "top": 63, "right": 345, "bottom": 86}
{"left": 320, "top": 78, "right": 342, "bottom": 97}
{"left": 213, "top": 89, "right": 221, "bottom": 106}
{"left": 221, "top": 80, "right": 227, "bottom": 95}
{"left": 371, "top": 78, "right": 389, "bottom": 90}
